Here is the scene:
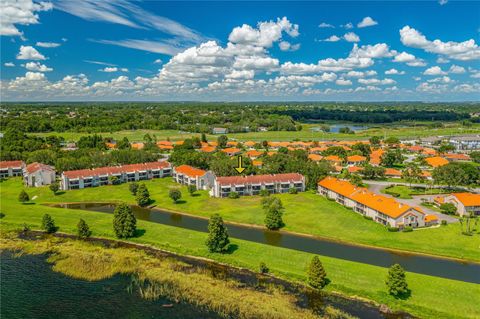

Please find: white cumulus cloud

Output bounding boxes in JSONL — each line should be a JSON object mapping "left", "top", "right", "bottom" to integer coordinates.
{"left": 423, "top": 66, "right": 447, "bottom": 75}
{"left": 16, "top": 45, "right": 46, "bottom": 60}
{"left": 344, "top": 32, "right": 360, "bottom": 43}
{"left": 0, "top": 0, "right": 52, "bottom": 36}
{"left": 357, "top": 17, "right": 378, "bottom": 28}
{"left": 25, "top": 61, "right": 52, "bottom": 72}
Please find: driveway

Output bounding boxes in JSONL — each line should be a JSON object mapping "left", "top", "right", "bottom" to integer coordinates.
{"left": 366, "top": 181, "right": 459, "bottom": 223}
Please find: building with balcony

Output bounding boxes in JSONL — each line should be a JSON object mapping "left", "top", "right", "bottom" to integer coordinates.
{"left": 172, "top": 165, "right": 214, "bottom": 190}
{"left": 210, "top": 173, "right": 305, "bottom": 197}
{"left": 0, "top": 160, "right": 25, "bottom": 178}
{"left": 444, "top": 193, "right": 480, "bottom": 217}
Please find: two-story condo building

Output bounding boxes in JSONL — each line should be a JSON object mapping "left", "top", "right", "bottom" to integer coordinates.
{"left": 210, "top": 173, "right": 305, "bottom": 197}
{"left": 318, "top": 177, "right": 431, "bottom": 228}
{"left": 61, "top": 161, "right": 171, "bottom": 190}
{"left": 0, "top": 160, "right": 25, "bottom": 178}
{"left": 444, "top": 193, "right": 480, "bottom": 216}
{"left": 172, "top": 165, "right": 214, "bottom": 190}
{"left": 24, "top": 162, "right": 56, "bottom": 187}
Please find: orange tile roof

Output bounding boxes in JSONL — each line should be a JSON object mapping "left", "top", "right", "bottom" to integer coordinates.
{"left": 434, "top": 196, "right": 445, "bottom": 204}
{"left": 131, "top": 142, "right": 144, "bottom": 150}
{"left": 158, "top": 145, "right": 174, "bottom": 150}
{"left": 309, "top": 147, "right": 328, "bottom": 153}
{"left": 444, "top": 153, "right": 470, "bottom": 161}
{"left": 246, "top": 150, "right": 263, "bottom": 158}
{"left": 175, "top": 164, "right": 206, "bottom": 178}
{"left": 252, "top": 160, "right": 263, "bottom": 167}
{"left": 325, "top": 155, "right": 342, "bottom": 162}
{"left": 199, "top": 146, "right": 216, "bottom": 153}
{"left": 425, "top": 214, "right": 438, "bottom": 222}
{"left": 105, "top": 142, "right": 116, "bottom": 149}
{"left": 425, "top": 156, "right": 449, "bottom": 168}
{"left": 25, "top": 162, "right": 54, "bottom": 174}
{"left": 175, "top": 140, "right": 185, "bottom": 145}
{"left": 157, "top": 140, "right": 173, "bottom": 146}
{"left": 221, "top": 147, "right": 242, "bottom": 155}
{"left": 0, "top": 160, "right": 25, "bottom": 169}
{"left": 216, "top": 173, "right": 303, "bottom": 185}
{"left": 348, "top": 166, "right": 363, "bottom": 173}
{"left": 226, "top": 141, "right": 239, "bottom": 146}
{"left": 422, "top": 148, "right": 437, "bottom": 156}
{"left": 347, "top": 155, "right": 366, "bottom": 162}
{"left": 308, "top": 154, "right": 323, "bottom": 162}
{"left": 421, "top": 171, "right": 432, "bottom": 177}
{"left": 244, "top": 141, "right": 256, "bottom": 147}
{"left": 385, "top": 168, "right": 402, "bottom": 176}
{"left": 318, "top": 177, "right": 422, "bottom": 219}
{"left": 451, "top": 193, "right": 480, "bottom": 207}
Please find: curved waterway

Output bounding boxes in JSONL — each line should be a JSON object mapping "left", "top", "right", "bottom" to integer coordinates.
{"left": 54, "top": 203, "right": 480, "bottom": 284}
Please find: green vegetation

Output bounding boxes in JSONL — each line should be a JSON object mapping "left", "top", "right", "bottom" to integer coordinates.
{"left": 135, "top": 184, "right": 150, "bottom": 207}
{"left": 382, "top": 185, "right": 448, "bottom": 199}
{"left": 308, "top": 256, "right": 328, "bottom": 290}
{"left": 77, "top": 218, "right": 91, "bottom": 239}
{"left": 262, "top": 197, "right": 285, "bottom": 230}
{"left": 49, "top": 182, "right": 59, "bottom": 195}
{"left": 206, "top": 214, "right": 230, "bottom": 253}
{"left": 2, "top": 177, "right": 478, "bottom": 261}
{"left": 113, "top": 203, "right": 137, "bottom": 239}
{"left": 386, "top": 264, "right": 409, "bottom": 298}
{"left": 169, "top": 188, "right": 182, "bottom": 203}
{"left": 41, "top": 214, "right": 56, "bottom": 233}
{"left": 18, "top": 190, "right": 29, "bottom": 203}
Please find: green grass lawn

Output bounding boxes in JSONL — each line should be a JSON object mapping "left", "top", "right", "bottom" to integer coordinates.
{"left": 382, "top": 185, "right": 452, "bottom": 199}
{"left": 2, "top": 177, "right": 479, "bottom": 262}
{"left": 30, "top": 123, "right": 480, "bottom": 142}
{"left": 1, "top": 180, "right": 479, "bottom": 319}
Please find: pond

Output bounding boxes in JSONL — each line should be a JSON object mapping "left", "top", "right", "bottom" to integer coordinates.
{"left": 54, "top": 203, "right": 480, "bottom": 284}
{"left": 0, "top": 251, "right": 221, "bottom": 319}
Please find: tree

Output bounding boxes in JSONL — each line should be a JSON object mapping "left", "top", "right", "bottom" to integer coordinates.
{"left": 201, "top": 133, "right": 208, "bottom": 143}
{"left": 109, "top": 175, "right": 120, "bottom": 185}
{"left": 188, "top": 184, "right": 197, "bottom": 196}
{"left": 470, "top": 151, "right": 480, "bottom": 163}
{"left": 18, "top": 190, "right": 29, "bottom": 203}
{"left": 440, "top": 203, "right": 457, "bottom": 215}
{"left": 384, "top": 137, "right": 400, "bottom": 146}
{"left": 42, "top": 214, "right": 56, "bottom": 233}
{"left": 349, "top": 174, "right": 363, "bottom": 187}
{"left": 49, "top": 182, "right": 60, "bottom": 195}
{"left": 263, "top": 197, "right": 284, "bottom": 230}
{"left": 352, "top": 142, "right": 371, "bottom": 158}
{"left": 402, "top": 163, "right": 422, "bottom": 186}
{"left": 205, "top": 214, "right": 230, "bottom": 253}
{"left": 169, "top": 188, "right": 182, "bottom": 203}
{"left": 259, "top": 262, "right": 269, "bottom": 274}
{"left": 217, "top": 135, "right": 228, "bottom": 149}
{"left": 113, "top": 203, "right": 137, "bottom": 239}
{"left": 362, "top": 165, "right": 385, "bottom": 180}
{"left": 77, "top": 218, "right": 91, "bottom": 239}
{"left": 369, "top": 136, "right": 382, "bottom": 147}
{"left": 386, "top": 264, "right": 409, "bottom": 297}
{"left": 117, "top": 137, "right": 131, "bottom": 150}
{"left": 136, "top": 184, "right": 150, "bottom": 207}
{"left": 308, "top": 256, "right": 327, "bottom": 289}
{"left": 381, "top": 150, "right": 403, "bottom": 167}
{"left": 129, "top": 182, "right": 139, "bottom": 195}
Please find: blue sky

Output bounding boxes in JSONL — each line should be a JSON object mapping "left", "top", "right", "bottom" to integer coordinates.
{"left": 1, "top": 0, "right": 479, "bottom": 101}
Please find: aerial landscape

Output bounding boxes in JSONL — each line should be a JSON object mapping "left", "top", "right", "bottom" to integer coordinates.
{"left": 1, "top": 1, "right": 480, "bottom": 319}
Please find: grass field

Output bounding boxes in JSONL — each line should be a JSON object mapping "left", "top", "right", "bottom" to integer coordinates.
{"left": 1, "top": 179, "right": 479, "bottom": 319}
{"left": 30, "top": 122, "right": 480, "bottom": 142}
{"left": 2, "top": 177, "right": 478, "bottom": 261}
{"left": 382, "top": 185, "right": 449, "bottom": 199}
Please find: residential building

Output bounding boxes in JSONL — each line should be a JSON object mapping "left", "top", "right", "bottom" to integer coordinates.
{"left": 318, "top": 177, "right": 428, "bottom": 228}
{"left": 425, "top": 156, "right": 449, "bottom": 168}
{"left": 347, "top": 155, "right": 366, "bottom": 166}
{"left": 221, "top": 147, "right": 242, "bottom": 156}
{"left": 172, "top": 165, "right": 214, "bottom": 190}
{"left": 0, "top": 160, "right": 25, "bottom": 178}
{"left": 384, "top": 168, "right": 402, "bottom": 178}
{"left": 211, "top": 173, "right": 305, "bottom": 197}
{"left": 443, "top": 153, "right": 471, "bottom": 162}
{"left": 61, "top": 161, "right": 171, "bottom": 190}
{"left": 444, "top": 193, "right": 480, "bottom": 216}
{"left": 24, "top": 162, "right": 56, "bottom": 187}
{"left": 212, "top": 127, "right": 228, "bottom": 134}
{"left": 448, "top": 136, "right": 480, "bottom": 151}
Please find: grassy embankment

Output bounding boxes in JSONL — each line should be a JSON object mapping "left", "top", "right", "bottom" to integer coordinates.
{"left": 1, "top": 178, "right": 479, "bottom": 318}
{"left": 2, "top": 178, "right": 477, "bottom": 262}
{"left": 30, "top": 122, "right": 480, "bottom": 142}
{"left": 2, "top": 234, "right": 345, "bottom": 319}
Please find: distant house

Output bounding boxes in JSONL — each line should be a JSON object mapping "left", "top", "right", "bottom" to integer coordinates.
{"left": 211, "top": 173, "right": 305, "bottom": 197}
{"left": 61, "top": 161, "right": 171, "bottom": 190}
{"left": 444, "top": 193, "right": 480, "bottom": 217}
{"left": 221, "top": 147, "right": 242, "bottom": 156}
{"left": 212, "top": 127, "right": 228, "bottom": 134}
{"left": 318, "top": 177, "right": 428, "bottom": 228}
{"left": 0, "top": 160, "right": 25, "bottom": 178}
{"left": 172, "top": 165, "right": 214, "bottom": 190}
{"left": 443, "top": 153, "right": 471, "bottom": 162}
{"left": 346, "top": 155, "right": 366, "bottom": 166}
{"left": 258, "top": 127, "right": 268, "bottom": 132}
{"left": 424, "top": 156, "right": 449, "bottom": 168}
{"left": 384, "top": 168, "right": 402, "bottom": 178}
{"left": 24, "top": 162, "right": 56, "bottom": 187}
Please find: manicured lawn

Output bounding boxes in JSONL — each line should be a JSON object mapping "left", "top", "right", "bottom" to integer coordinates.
{"left": 30, "top": 123, "right": 480, "bottom": 142}
{"left": 2, "top": 177, "right": 479, "bottom": 262}
{"left": 382, "top": 185, "right": 452, "bottom": 199}
{"left": 1, "top": 189, "right": 479, "bottom": 319}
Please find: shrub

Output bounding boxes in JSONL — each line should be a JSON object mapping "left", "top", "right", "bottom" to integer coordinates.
{"left": 77, "top": 219, "right": 92, "bottom": 239}
{"left": 441, "top": 220, "right": 448, "bottom": 226}
{"left": 288, "top": 187, "right": 298, "bottom": 194}
{"left": 308, "top": 256, "right": 327, "bottom": 289}
{"left": 259, "top": 189, "right": 270, "bottom": 197}
{"left": 169, "top": 188, "right": 182, "bottom": 203}
{"left": 386, "top": 264, "right": 409, "bottom": 297}
{"left": 228, "top": 192, "right": 239, "bottom": 199}
{"left": 42, "top": 214, "right": 56, "bottom": 233}
{"left": 136, "top": 184, "right": 150, "bottom": 207}
{"left": 188, "top": 184, "right": 197, "bottom": 196}
{"left": 387, "top": 227, "right": 399, "bottom": 232}
{"left": 263, "top": 197, "right": 284, "bottom": 230}
{"left": 440, "top": 203, "right": 457, "bottom": 215}
{"left": 205, "top": 214, "right": 230, "bottom": 253}
{"left": 402, "top": 226, "right": 413, "bottom": 232}
{"left": 18, "top": 190, "right": 29, "bottom": 203}
{"left": 259, "top": 262, "right": 269, "bottom": 274}
{"left": 129, "top": 182, "right": 139, "bottom": 195}
{"left": 49, "top": 182, "right": 60, "bottom": 195}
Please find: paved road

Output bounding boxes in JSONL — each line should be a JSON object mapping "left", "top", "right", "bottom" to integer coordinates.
{"left": 366, "top": 181, "right": 459, "bottom": 223}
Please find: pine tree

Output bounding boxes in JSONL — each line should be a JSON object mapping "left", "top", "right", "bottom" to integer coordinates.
{"left": 113, "top": 203, "right": 137, "bottom": 238}
{"left": 49, "top": 182, "right": 60, "bottom": 195}
{"left": 206, "top": 214, "right": 230, "bottom": 253}
{"left": 136, "top": 184, "right": 150, "bottom": 207}
{"left": 386, "top": 264, "right": 409, "bottom": 297}
{"left": 18, "top": 190, "right": 29, "bottom": 203}
{"left": 308, "top": 256, "right": 327, "bottom": 289}
{"left": 42, "top": 214, "right": 56, "bottom": 234}
{"left": 77, "top": 218, "right": 92, "bottom": 239}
